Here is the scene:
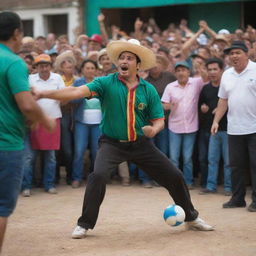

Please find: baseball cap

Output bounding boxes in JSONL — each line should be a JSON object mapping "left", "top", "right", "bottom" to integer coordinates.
{"left": 34, "top": 54, "right": 52, "bottom": 64}
{"left": 89, "top": 34, "right": 103, "bottom": 45}
{"left": 223, "top": 41, "right": 248, "bottom": 54}
{"left": 174, "top": 61, "right": 190, "bottom": 70}
{"left": 218, "top": 29, "right": 230, "bottom": 35}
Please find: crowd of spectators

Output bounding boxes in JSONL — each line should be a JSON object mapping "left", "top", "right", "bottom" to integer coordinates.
{"left": 18, "top": 14, "right": 256, "bottom": 196}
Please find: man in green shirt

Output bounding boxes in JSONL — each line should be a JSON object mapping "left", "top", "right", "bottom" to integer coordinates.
{"left": 36, "top": 39, "right": 214, "bottom": 238}
{"left": 0, "top": 12, "right": 55, "bottom": 252}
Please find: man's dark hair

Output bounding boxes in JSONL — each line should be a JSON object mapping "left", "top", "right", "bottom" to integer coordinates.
{"left": 118, "top": 51, "right": 141, "bottom": 64}
{"left": 24, "top": 54, "right": 34, "bottom": 63}
{"left": 206, "top": 58, "right": 224, "bottom": 70}
{"left": 158, "top": 46, "right": 169, "bottom": 56}
{"left": 134, "top": 54, "right": 141, "bottom": 64}
{"left": 0, "top": 11, "right": 23, "bottom": 41}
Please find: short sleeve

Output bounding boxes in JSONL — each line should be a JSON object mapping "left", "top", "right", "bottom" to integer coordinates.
{"left": 218, "top": 75, "right": 228, "bottom": 99}
{"left": 7, "top": 59, "right": 29, "bottom": 94}
{"left": 148, "top": 88, "right": 164, "bottom": 121}
{"left": 58, "top": 75, "right": 66, "bottom": 89}
{"left": 161, "top": 83, "right": 171, "bottom": 103}
{"left": 87, "top": 77, "right": 106, "bottom": 100}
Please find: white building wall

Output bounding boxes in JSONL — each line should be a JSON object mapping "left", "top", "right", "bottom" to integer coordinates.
{"left": 16, "top": 6, "right": 79, "bottom": 44}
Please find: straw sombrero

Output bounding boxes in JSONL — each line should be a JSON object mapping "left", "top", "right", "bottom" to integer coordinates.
{"left": 54, "top": 50, "right": 76, "bottom": 72}
{"left": 106, "top": 39, "right": 156, "bottom": 70}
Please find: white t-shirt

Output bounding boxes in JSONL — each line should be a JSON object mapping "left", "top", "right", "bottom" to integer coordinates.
{"left": 29, "top": 72, "right": 65, "bottom": 118}
{"left": 218, "top": 60, "right": 256, "bottom": 135}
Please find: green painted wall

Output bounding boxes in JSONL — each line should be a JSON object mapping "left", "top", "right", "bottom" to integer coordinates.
{"left": 189, "top": 2, "right": 241, "bottom": 33}
{"left": 84, "top": 0, "right": 244, "bottom": 35}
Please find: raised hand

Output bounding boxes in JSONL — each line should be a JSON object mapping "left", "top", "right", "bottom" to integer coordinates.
{"left": 98, "top": 13, "right": 105, "bottom": 23}
{"left": 134, "top": 18, "right": 143, "bottom": 30}
{"left": 199, "top": 20, "right": 208, "bottom": 30}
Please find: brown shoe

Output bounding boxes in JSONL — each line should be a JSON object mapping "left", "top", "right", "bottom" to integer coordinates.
{"left": 121, "top": 177, "right": 130, "bottom": 186}
{"left": 72, "top": 180, "right": 80, "bottom": 189}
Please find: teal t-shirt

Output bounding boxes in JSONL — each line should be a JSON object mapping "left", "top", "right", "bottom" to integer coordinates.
{"left": 87, "top": 72, "right": 164, "bottom": 141}
{"left": 84, "top": 98, "right": 101, "bottom": 110}
{"left": 0, "top": 44, "right": 30, "bottom": 150}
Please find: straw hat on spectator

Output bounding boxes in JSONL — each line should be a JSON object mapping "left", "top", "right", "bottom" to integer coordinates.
{"left": 22, "top": 36, "right": 35, "bottom": 44}
{"left": 98, "top": 48, "right": 107, "bottom": 61}
{"left": 54, "top": 50, "right": 76, "bottom": 71}
{"left": 87, "top": 51, "right": 99, "bottom": 61}
{"left": 106, "top": 39, "right": 156, "bottom": 70}
{"left": 213, "top": 34, "right": 229, "bottom": 44}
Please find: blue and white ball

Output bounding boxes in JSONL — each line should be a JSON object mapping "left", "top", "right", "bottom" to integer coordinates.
{"left": 163, "top": 204, "right": 186, "bottom": 226}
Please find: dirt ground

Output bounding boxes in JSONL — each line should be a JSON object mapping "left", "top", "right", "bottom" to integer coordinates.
{"left": 2, "top": 179, "right": 256, "bottom": 256}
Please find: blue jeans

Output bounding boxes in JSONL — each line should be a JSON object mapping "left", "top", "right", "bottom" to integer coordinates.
{"left": 169, "top": 131, "right": 197, "bottom": 185}
{"left": 153, "top": 127, "right": 169, "bottom": 157}
{"left": 72, "top": 122, "right": 101, "bottom": 181}
{"left": 207, "top": 131, "right": 231, "bottom": 191}
{"left": 0, "top": 150, "right": 25, "bottom": 217}
{"left": 129, "top": 163, "right": 152, "bottom": 183}
{"left": 197, "top": 130, "right": 211, "bottom": 187}
{"left": 22, "top": 136, "right": 56, "bottom": 191}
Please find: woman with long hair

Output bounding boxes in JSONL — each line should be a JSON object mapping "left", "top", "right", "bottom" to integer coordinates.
{"left": 71, "top": 60, "right": 101, "bottom": 188}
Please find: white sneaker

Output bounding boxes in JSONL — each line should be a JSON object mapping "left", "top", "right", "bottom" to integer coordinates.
{"left": 71, "top": 225, "right": 87, "bottom": 239}
{"left": 186, "top": 217, "right": 214, "bottom": 231}
{"left": 47, "top": 188, "right": 57, "bottom": 194}
{"left": 22, "top": 189, "right": 31, "bottom": 197}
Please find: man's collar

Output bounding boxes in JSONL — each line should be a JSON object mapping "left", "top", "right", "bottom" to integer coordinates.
{"left": 174, "top": 77, "right": 191, "bottom": 87}
{"left": 36, "top": 72, "right": 53, "bottom": 81}
{"left": 117, "top": 73, "right": 142, "bottom": 87}
{"left": 231, "top": 60, "right": 252, "bottom": 75}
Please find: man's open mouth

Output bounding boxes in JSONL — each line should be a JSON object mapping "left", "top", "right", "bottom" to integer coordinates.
{"left": 121, "top": 66, "right": 128, "bottom": 71}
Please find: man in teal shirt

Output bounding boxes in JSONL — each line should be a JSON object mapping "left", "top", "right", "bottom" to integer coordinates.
{"left": 37, "top": 39, "right": 214, "bottom": 238}
{"left": 0, "top": 12, "right": 55, "bottom": 252}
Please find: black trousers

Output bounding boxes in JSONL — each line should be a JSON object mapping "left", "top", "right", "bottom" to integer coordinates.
{"left": 228, "top": 133, "right": 256, "bottom": 204}
{"left": 77, "top": 135, "right": 198, "bottom": 230}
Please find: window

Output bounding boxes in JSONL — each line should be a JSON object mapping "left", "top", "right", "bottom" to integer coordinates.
{"left": 22, "top": 19, "right": 34, "bottom": 37}
{"left": 44, "top": 14, "right": 68, "bottom": 36}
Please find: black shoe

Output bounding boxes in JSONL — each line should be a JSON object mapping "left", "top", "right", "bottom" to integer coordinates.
{"left": 248, "top": 203, "right": 256, "bottom": 212}
{"left": 199, "top": 188, "right": 217, "bottom": 195}
{"left": 223, "top": 200, "right": 246, "bottom": 208}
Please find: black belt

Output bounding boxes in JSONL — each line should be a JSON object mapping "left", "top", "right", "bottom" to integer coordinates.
{"left": 101, "top": 134, "right": 148, "bottom": 144}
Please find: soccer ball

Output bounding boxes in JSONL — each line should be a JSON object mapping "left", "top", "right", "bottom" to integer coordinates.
{"left": 163, "top": 204, "right": 186, "bottom": 226}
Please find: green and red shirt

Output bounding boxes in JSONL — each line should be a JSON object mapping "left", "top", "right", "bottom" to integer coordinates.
{"left": 87, "top": 72, "right": 164, "bottom": 141}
